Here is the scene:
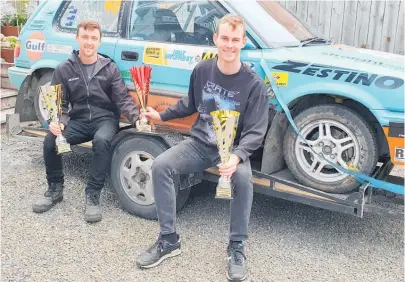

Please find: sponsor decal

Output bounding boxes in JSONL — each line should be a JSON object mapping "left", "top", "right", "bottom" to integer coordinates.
{"left": 202, "top": 51, "right": 217, "bottom": 60}
{"left": 273, "top": 60, "right": 404, "bottom": 90}
{"left": 143, "top": 45, "right": 201, "bottom": 70}
{"left": 165, "top": 49, "right": 194, "bottom": 64}
{"left": 395, "top": 147, "right": 404, "bottom": 162}
{"left": 25, "top": 32, "right": 46, "bottom": 61}
{"left": 322, "top": 51, "right": 404, "bottom": 72}
{"left": 143, "top": 46, "right": 168, "bottom": 66}
{"left": 271, "top": 72, "right": 288, "bottom": 87}
{"left": 46, "top": 44, "right": 72, "bottom": 55}
{"left": 104, "top": 0, "right": 121, "bottom": 14}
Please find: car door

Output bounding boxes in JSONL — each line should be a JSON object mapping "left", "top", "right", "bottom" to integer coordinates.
{"left": 115, "top": 0, "right": 263, "bottom": 131}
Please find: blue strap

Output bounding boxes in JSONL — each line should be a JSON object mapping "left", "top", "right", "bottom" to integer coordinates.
{"left": 260, "top": 58, "right": 404, "bottom": 195}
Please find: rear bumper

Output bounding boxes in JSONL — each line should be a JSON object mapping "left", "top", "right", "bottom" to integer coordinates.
{"left": 7, "top": 66, "right": 33, "bottom": 90}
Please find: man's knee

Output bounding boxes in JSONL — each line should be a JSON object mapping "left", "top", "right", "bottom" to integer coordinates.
{"left": 92, "top": 135, "right": 112, "bottom": 151}
{"left": 233, "top": 162, "right": 253, "bottom": 185}
{"left": 43, "top": 133, "right": 56, "bottom": 152}
{"left": 152, "top": 153, "right": 171, "bottom": 176}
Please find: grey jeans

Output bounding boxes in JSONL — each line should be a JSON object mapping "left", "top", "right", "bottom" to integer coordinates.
{"left": 152, "top": 137, "right": 254, "bottom": 241}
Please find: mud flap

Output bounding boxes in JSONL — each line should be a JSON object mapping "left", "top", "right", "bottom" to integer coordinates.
{"left": 261, "top": 111, "right": 289, "bottom": 174}
{"left": 14, "top": 75, "right": 37, "bottom": 122}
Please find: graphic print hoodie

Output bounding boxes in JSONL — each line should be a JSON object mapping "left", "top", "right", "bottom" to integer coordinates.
{"left": 160, "top": 58, "right": 269, "bottom": 162}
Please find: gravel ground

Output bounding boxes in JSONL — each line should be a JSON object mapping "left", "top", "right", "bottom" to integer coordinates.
{"left": 1, "top": 135, "right": 404, "bottom": 282}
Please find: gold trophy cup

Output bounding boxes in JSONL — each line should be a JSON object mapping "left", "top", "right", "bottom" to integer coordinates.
{"left": 130, "top": 65, "right": 152, "bottom": 132}
{"left": 210, "top": 110, "right": 240, "bottom": 200}
{"left": 39, "top": 84, "right": 71, "bottom": 154}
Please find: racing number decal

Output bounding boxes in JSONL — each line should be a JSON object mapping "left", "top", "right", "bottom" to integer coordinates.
{"left": 395, "top": 147, "right": 404, "bottom": 162}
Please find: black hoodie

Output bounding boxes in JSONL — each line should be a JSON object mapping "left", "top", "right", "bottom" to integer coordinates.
{"left": 51, "top": 51, "right": 139, "bottom": 125}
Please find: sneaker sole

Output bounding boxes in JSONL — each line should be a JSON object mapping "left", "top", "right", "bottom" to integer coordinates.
{"left": 226, "top": 271, "right": 247, "bottom": 281}
{"left": 138, "top": 248, "right": 181, "bottom": 269}
{"left": 32, "top": 197, "right": 63, "bottom": 213}
{"left": 85, "top": 214, "right": 102, "bottom": 223}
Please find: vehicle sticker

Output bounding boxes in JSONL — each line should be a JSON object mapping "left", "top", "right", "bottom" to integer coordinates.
{"left": 202, "top": 51, "right": 217, "bottom": 60}
{"left": 25, "top": 32, "right": 46, "bottom": 61}
{"left": 273, "top": 61, "right": 404, "bottom": 90}
{"left": 46, "top": 44, "right": 72, "bottom": 55}
{"left": 395, "top": 147, "right": 404, "bottom": 162}
{"left": 321, "top": 51, "right": 403, "bottom": 72}
{"left": 271, "top": 72, "right": 288, "bottom": 87}
{"left": 143, "top": 45, "right": 215, "bottom": 70}
{"left": 104, "top": 0, "right": 121, "bottom": 14}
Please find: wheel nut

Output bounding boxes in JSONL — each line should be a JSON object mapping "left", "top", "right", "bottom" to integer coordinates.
{"left": 330, "top": 154, "right": 335, "bottom": 159}
{"left": 319, "top": 142, "right": 324, "bottom": 146}
{"left": 331, "top": 143, "right": 336, "bottom": 148}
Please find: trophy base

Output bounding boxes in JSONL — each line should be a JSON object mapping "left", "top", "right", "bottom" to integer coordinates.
{"left": 136, "top": 120, "right": 152, "bottom": 132}
{"left": 55, "top": 135, "right": 71, "bottom": 155}
{"left": 215, "top": 176, "right": 233, "bottom": 200}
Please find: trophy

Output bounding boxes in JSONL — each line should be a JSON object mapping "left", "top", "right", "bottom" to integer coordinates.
{"left": 129, "top": 65, "right": 152, "bottom": 132}
{"left": 39, "top": 84, "right": 71, "bottom": 154}
{"left": 210, "top": 110, "right": 240, "bottom": 200}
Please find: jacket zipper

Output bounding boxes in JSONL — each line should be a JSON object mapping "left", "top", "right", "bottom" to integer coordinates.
{"left": 77, "top": 63, "right": 92, "bottom": 120}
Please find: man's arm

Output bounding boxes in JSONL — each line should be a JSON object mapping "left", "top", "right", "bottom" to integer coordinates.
{"left": 51, "top": 67, "right": 70, "bottom": 126}
{"left": 159, "top": 68, "right": 197, "bottom": 122}
{"left": 233, "top": 80, "right": 269, "bottom": 162}
{"left": 109, "top": 63, "right": 139, "bottom": 124}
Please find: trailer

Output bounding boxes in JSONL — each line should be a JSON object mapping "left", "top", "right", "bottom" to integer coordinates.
{"left": 6, "top": 113, "right": 404, "bottom": 220}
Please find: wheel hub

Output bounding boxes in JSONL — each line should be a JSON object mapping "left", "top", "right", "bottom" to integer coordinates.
{"left": 322, "top": 145, "right": 332, "bottom": 155}
{"left": 295, "top": 120, "right": 360, "bottom": 183}
{"left": 120, "top": 151, "right": 155, "bottom": 206}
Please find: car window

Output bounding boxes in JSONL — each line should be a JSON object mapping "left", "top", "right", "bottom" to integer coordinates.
{"left": 129, "top": 1, "right": 227, "bottom": 46}
{"left": 57, "top": 0, "right": 124, "bottom": 36}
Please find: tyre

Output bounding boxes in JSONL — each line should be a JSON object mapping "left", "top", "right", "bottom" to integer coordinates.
{"left": 283, "top": 104, "right": 378, "bottom": 193}
{"left": 110, "top": 136, "right": 191, "bottom": 220}
{"left": 33, "top": 71, "right": 53, "bottom": 128}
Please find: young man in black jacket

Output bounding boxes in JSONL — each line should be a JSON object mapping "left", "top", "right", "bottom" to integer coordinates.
{"left": 136, "top": 15, "right": 269, "bottom": 281}
{"left": 32, "top": 20, "right": 139, "bottom": 223}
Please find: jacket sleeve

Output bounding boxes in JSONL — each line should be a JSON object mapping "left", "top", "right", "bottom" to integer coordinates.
{"left": 51, "top": 67, "right": 70, "bottom": 126}
{"left": 159, "top": 68, "right": 197, "bottom": 121}
{"left": 233, "top": 80, "right": 269, "bottom": 162}
{"left": 109, "top": 63, "right": 139, "bottom": 124}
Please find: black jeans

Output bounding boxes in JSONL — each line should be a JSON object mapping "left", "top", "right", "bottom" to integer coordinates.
{"left": 44, "top": 118, "right": 119, "bottom": 194}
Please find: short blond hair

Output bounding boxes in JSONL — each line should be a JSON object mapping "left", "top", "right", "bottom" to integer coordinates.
{"left": 215, "top": 14, "right": 246, "bottom": 37}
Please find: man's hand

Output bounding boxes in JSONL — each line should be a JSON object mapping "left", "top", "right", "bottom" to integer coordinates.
{"left": 141, "top": 106, "right": 162, "bottom": 121}
{"left": 49, "top": 122, "right": 64, "bottom": 136}
{"left": 218, "top": 154, "right": 241, "bottom": 178}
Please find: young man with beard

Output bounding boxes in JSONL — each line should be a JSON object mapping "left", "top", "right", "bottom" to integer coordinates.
{"left": 32, "top": 20, "right": 139, "bottom": 223}
{"left": 136, "top": 14, "right": 269, "bottom": 281}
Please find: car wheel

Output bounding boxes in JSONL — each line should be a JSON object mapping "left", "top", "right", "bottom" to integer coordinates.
{"left": 110, "top": 136, "right": 191, "bottom": 220}
{"left": 283, "top": 104, "right": 378, "bottom": 193}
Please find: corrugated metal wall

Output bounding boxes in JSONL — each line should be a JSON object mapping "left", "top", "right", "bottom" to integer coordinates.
{"left": 278, "top": 0, "right": 404, "bottom": 55}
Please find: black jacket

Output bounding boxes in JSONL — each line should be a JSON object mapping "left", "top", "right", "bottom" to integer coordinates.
{"left": 51, "top": 51, "right": 139, "bottom": 125}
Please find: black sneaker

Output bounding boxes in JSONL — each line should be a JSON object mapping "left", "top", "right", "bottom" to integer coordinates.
{"left": 226, "top": 241, "right": 248, "bottom": 281}
{"left": 84, "top": 191, "right": 102, "bottom": 223}
{"left": 136, "top": 235, "right": 181, "bottom": 268}
{"left": 32, "top": 183, "right": 64, "bottom": 213}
